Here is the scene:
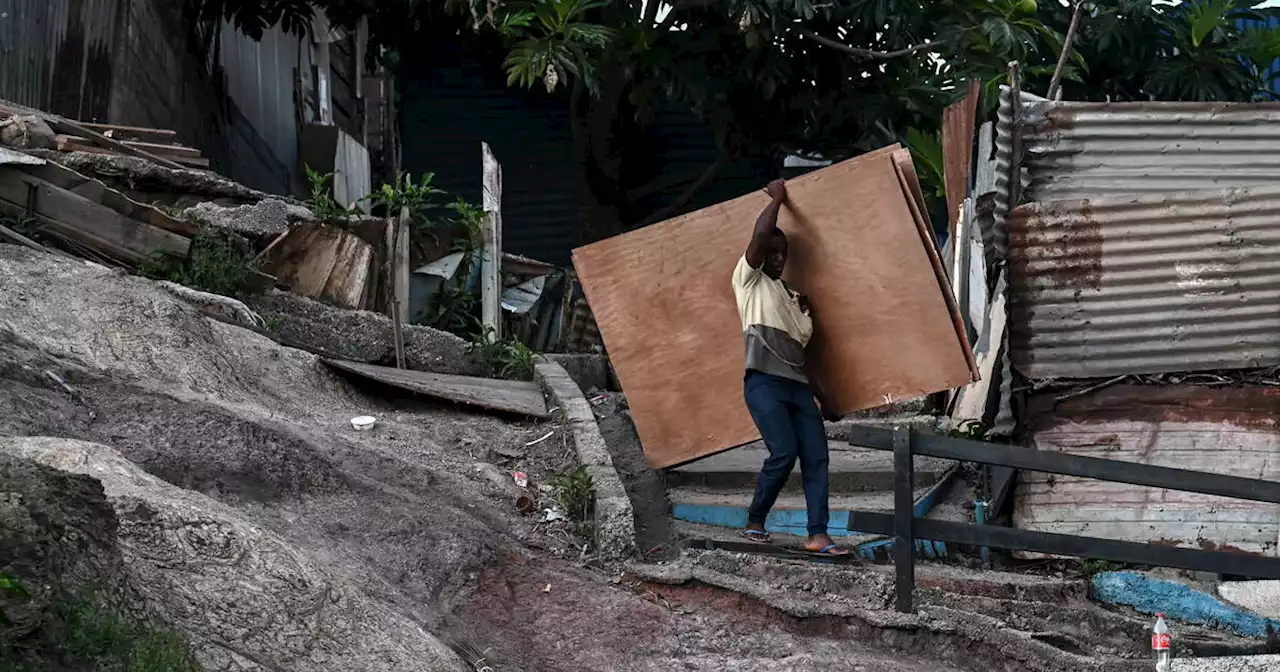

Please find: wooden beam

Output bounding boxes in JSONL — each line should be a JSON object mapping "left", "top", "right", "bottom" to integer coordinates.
{"left": 481, "top": 142, "right": 503, "bottom": 339}
{"left": 14, "top": 161, "right": 199, "bottom": 238}
{"left": 0, "top": 169, "right": 188, "bottom": 264}
{"left": 77, "top": 122, "right": 179, "bottom": 144}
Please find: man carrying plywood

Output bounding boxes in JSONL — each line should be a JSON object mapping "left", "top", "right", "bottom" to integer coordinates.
{"left": 733, "top": 179, "right": 849, "bottom": 557}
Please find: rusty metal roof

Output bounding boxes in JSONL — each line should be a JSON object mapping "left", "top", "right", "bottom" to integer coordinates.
{"left": 1008, "top": 184, "right": 1280, "bottom": 379}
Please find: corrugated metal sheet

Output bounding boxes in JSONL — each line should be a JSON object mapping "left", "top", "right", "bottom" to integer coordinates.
{"left": 992, "top": 85, "right": 1027, "bottom": 262}
{"left": 220, "top": 22, "right": 305, "bottom": 193}
{"left": 1019, "top": 99, "right": 1280, "bottom": 202}
{"left": 0, "top": 0, "right": 120, "bottom": 120}
{"left": 1008, "top": 184, "right": 1280, "bottom": 378}
{"left": 1016, "top": 385, "right": 1280, "bottom": 556}
{"left": 942, "top": 81, "right": 980, "bottom": 237}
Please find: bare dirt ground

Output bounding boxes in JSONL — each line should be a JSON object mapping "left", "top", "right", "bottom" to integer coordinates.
{"left": 0, "top": 244, "right": 987, "bottom": 671}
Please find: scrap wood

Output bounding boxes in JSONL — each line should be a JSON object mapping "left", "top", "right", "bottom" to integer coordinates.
{"left": 55, "top": 134, "right": 210, "bottom": 169}
{"left": 77, "top": 122, "right": 178, "bottom": 144}
{"left": 12, "top": 160, "right": 199, "bottom": 238}
{"left": 0, "top": 99, "right": 186, "bottom": 170}
{"left": 258, "top": 223, "right": 374, "bottom": 310}
{"left": 0, "top": 168, "right": 189, "bottom": 265}
{"left": 573, "top": 145, "right": 976, "bottom": 469}
{"left": 323, "top": 359, "right": 551, "bottom": 419}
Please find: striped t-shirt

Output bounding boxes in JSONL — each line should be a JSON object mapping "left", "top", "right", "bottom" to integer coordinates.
{"left": 731, "top": 255, "right": 813, "bottom": 383}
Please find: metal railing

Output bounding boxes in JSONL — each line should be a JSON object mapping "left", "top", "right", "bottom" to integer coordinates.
{"left": 847, "top": 425, "right": 1280, "bottom": 613}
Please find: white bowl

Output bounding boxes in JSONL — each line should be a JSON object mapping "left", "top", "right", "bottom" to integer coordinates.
{"left": 350, "top": 415, "right": 377, "bottom": 431}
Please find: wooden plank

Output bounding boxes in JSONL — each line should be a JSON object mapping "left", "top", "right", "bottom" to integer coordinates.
{"left": 77, "top": 122, "right": 178, "bottom": 144}
{"left": 56, "top": 135, "right": 115, "bottom": 155}
{"left": 258, "top": 223, "right": 373, "bottom": 309}
{"left": 14, "top": 161, "right": 200, "bottom": 238}
{"left": 573, "top": 146, "right": 975, "bottom": 469}
{"left": 0, "top": 169, "right": 188, "bottom": 264}
{"left": 847, "top": 425, "right": 1280, "bottom": 506}
{"left": 481, "top": 142, "right": 503, "bottom": 337}
{"left": 892, "top": 150, "right": 979, "bottom": 382}
{"left": 0, "top": 98, "right": 186, "bottom": 170}
{"left": 323, "top": 359, "right": 549, "bottom": 418}
{"left": 122, "top": 140, "right": 202, "bottom": 159}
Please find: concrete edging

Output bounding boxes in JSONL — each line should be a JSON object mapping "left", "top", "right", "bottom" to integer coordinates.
{"left": 535, "top": 361, "right": 636, "bottom": 561}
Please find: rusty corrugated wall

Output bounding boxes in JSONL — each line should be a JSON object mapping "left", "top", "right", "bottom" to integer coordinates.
{"left": 997, "top": 88, "right": 1280, "bottom": 379}
{"left": 0, "top": 0, "right": 122, "bottom": 121}
{"left": 1016, "top": 385, "right": 1280, "bottom": 557}
{"left": 1008, "top": 184, "right": 1280, "bottom": 379}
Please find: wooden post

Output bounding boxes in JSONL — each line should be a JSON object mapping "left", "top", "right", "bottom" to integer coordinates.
{"left": 386, "top": 206, "right": 408, "bottom": 369}
{"left": 894, "top": 426, "right": 915, "bottom": 614}
{"left": 481, "top": 142, "right": 503, "bottom": 340}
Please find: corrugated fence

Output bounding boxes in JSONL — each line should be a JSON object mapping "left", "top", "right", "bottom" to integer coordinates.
{"left": 0, "top": 0, "right": 121, "bottom": 120}
{"left": 998, "top": 88, "right": 1280, "bottom": 379}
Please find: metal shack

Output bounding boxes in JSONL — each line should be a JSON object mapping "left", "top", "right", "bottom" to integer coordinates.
{"left": 964, "top": 87, "right": 1280, "bottom": 556}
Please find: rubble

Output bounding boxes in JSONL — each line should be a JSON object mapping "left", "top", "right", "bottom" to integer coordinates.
{"left": 184, "top": 198, "right": 312, "bottom": 238}
{"left": 249, "top": 289, "right": 474, "bottom": 375}
{"left": 24, "top": 149, "right": 272, "bottom": 207}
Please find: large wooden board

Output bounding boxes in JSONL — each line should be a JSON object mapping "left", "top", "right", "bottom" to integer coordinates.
{"left": 324, "top": 360, "right": 549, "bottom": 418}
{"left": 573, "top": 149, "right": 977, "bottom": 469}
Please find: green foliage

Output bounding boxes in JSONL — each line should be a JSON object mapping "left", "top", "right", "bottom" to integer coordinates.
{"left": 365, "top": 171, "right": 448, "bottom": 235}
{"left": 0, "top": 572, "right": 200, "bottom": 672}
{"left": 421, "top": 283, "right": 479, "bottom": 337}
{"left": 948, "top": 420, "right": 991, "bottom": 442}
{"left": 548, "top": 464, "right": 596, "bottom": 545}
{"left": 305, "top": 166, "right": 354, "bottom": 229}
{"left": 905, "top": 127, "right": 946, "bottom": 199}
{"left": 1036, "top": 0, "right": 1280, "bottom": 102}
{"left": 139, "top": 229, "right": 259, "bottom": 299}
{"left": 469, "top": 328, "right": 537, "bottom": 381}
{"left": 1077, "top": 558, "right": 1126, "bottom": 577}
{"left": 500, "top": 0, "right": 615, "bottom": 91}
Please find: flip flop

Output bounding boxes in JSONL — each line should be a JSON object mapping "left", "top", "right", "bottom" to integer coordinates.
{"left": 806, "top": 544, "right": 850, "bottom": 557}
{"left": 740, "top": 529, "right": 772, "bottom": 544}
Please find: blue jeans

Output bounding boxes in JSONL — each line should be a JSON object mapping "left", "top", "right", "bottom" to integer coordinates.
{"left": 743, "top": 370, "right": 830, "bottom": 536}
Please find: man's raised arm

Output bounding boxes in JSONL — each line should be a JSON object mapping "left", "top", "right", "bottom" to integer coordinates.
{"left": 745, "top": 179, "right": 788, "bottom": 268}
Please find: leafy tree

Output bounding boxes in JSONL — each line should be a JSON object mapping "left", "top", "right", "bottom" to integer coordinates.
{"left": 1031, "top": 0, "right": 1280, "bottom": 102}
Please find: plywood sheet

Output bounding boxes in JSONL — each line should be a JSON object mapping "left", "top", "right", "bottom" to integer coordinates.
{"left": 324, "top": 359, "right": 549, "bottom": 418}
{"left": 573, "top": 148, "right": 977, "bottom": 468}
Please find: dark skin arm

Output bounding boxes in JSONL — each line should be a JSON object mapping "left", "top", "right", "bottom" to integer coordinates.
{"left": 745, "top": 179, "right": 788, "bottom": 268}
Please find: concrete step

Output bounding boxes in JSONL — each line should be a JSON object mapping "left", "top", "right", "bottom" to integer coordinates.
{"left": 668, "top": 442, "right": 951, "bottom": 494}
{"left": 669, "top": 485, "right": 933, "bottom": 538}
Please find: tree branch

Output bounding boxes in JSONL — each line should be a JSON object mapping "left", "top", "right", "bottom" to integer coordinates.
{"left": 797, "top": 28, "right": 942, "bottom": 60}
{"left": 636, "top": 158, "right": 726, "bottom": 228}
{"left": 1047, "top": 1, "right": 1085, "bottom": 101}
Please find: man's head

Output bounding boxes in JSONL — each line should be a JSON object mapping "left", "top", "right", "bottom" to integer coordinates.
{"left": 763, "top": 229, "right": 788, "bottom": 279}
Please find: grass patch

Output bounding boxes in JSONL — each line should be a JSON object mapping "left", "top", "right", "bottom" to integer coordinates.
{"left": 549, "top": 464, "right": 596, "bottom": 546}
{"left": 0, "top": 572, "right": 200, "bottom": 672}
{"left": 469, "top": 330, "right": 537, "bottom": 381}
{"left": 139, "top": 228, "right": 258, "bottom": 299}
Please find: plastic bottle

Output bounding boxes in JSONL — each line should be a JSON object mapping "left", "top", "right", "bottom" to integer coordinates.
{"left": 1152, "top": 613, "right": 1171, "bottom": 671}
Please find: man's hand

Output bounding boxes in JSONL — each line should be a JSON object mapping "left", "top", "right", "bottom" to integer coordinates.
{"left": 819, "top": 403, "right": 841, "bottom": 423}
{"left": 764, "top": 179, "right": 788, "bottom": 203}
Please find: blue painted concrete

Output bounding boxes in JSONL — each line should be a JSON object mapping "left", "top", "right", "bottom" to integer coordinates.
{"left": 671, "top": 503, "right": 853, "bottom": 537}
{"left": 1093, "top": 571, "right": 1280, "bottom": 639}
